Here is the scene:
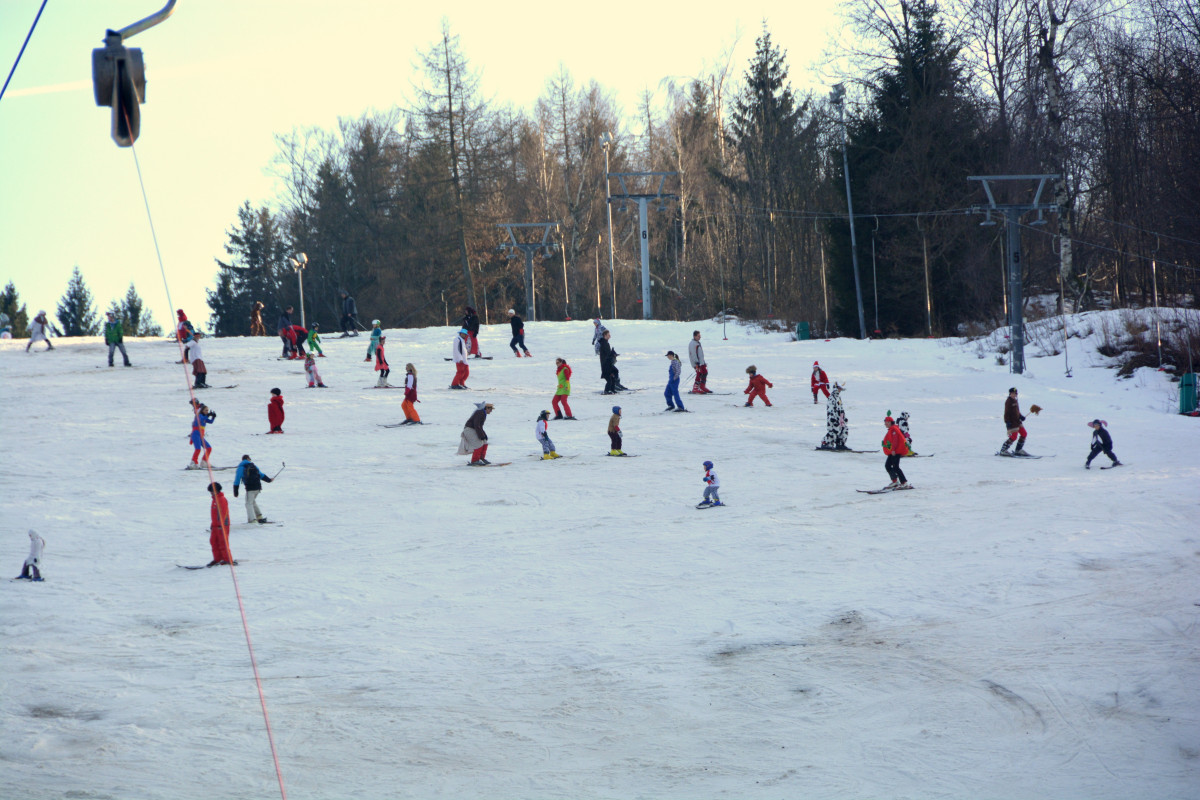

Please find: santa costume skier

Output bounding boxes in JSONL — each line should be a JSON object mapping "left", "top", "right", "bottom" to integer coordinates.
{"left": 818, "top": 383, "right": 849, "bottom": 450}
{"left": 811, "top": 362, "right": 830, "bottom": 404}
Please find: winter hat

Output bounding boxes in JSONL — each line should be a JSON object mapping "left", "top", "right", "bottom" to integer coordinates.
{"left": 813, "top": 361, "right": 820, "bottom": 368}
{"left": 208, "top": 482, "right": 222, "bottom": 493}
{"left": 312, "top": 322, "right": 320, "bottom": 329}
{"left": 270, "top": 387, "right": 281, "bottom": 395}
{"left": 507, "top": 309, "right": 515, "bottom": 315}
{"left": 593, "top": 318, "right": 601, "bottom": 324}
{"left": 1090, "top": 419, "right": 1106, "bottom": 427}
{"left": 703, "top": 460, "right": 714, "bottom": 469}
{"left": 241, "top": 454, "right": 251, "bottom": 461}
{"left": 459, "top": 328, "right": 469, "bottom": 335}
{"left": 475, "top": 402, "right": 487, "bottom": 410}
{"left": 746, "top": 365, "right": 757, "bottom": 374}
{"left": 538, "top": 410, "right": 550, "bottom": 420}
{"left": 612, "top": 405, "right": 621, "bottom": 414}
{"left": 884, "top": 415, "right": 895, "bottom": 424}
{"left": 484, "top": 403, "right": 495, "bottom": 411}
{"left": 372, "top": 319, "right": 380, "bottom": 326}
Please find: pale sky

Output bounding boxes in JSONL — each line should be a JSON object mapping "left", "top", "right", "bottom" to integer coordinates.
{"left": 0, "top": 0, "right": 848, "bottom": 329}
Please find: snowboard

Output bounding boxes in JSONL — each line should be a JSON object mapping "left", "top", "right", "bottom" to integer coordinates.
{"left": 177, "top": 561, "right": 239, "bottom": 570}
{"left": 465, "top": 461, "right": 512, "bottom": 467}
{"left": 857, "top": 485, "right": 916, "bottom": 495}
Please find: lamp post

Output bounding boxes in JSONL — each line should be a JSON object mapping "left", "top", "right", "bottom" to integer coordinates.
{"left": 600, "top": 131, "right": 616, "bottom": 318}
{"left": 830, "top": 84, "right": 867, "bottom": 340}
{"left": 289, "top": 252, "right": 308, "bottom": 329}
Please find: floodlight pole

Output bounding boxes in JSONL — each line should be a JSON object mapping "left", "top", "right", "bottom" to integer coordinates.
{"left": 969, "top": 174, "right": 1059, "bottom": 375}
{"left": 497, "top": 223, "right": 560, "bottom": 322}
{"left": 290, "top": 253, "right": 308, "bottom": 330}
{"left": 609, "top": 171, "right": 677, "bottom": 320}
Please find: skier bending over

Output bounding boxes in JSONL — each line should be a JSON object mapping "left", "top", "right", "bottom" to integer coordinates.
{"left": 819, "top": 384, "right": 849, "bottom": 450}
{"left": 15, "top": 530, "right": 45, "bottom": 581}
{"left": 882, "top": 414, "right": 911, "bottom": 489}
{"left": 536, "top": 410, "right": 561, "bottom": 459}
{"left": 1085, "top": 419, "right": 1121, "bottom": 469}
{"left": 698, "top": 460, "right": 722, "bottom": 507}
{"left": 458, "top": 402, "right": 494, "bottom": 465}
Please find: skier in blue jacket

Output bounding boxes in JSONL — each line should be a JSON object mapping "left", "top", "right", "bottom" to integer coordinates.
{"left": 233, "top": 455, "right": 274, "bottom": 523}
{"left": 664, "top": 351, "right": 686, "bottom": 412}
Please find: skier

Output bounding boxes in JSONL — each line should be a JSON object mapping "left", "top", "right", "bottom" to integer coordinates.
{"left": 688, "top": 330, "right": 711, "bottom": 394}
{"left": 187, "top": 399, "right": 216, "bottom": 468}
{"left": 664, "top": 351, "right": 686, "bottom": 412}
{"left": 536, "top": 410, "right": 562, "bottom": 459}
{"left": 598, "top": 330, "right": 619, "bottom": 394}
{"left": 104, "top": 311, "right": 131, "bottom": 367}
{"left": 400, "top": 363, "right": 421, "bottom": 424}
{"left": 277, "top": 306, "right": 294, "bottom": 358}
{"left": 450, "top": 329, "right": 471, "bottom": 389}
{"left": 895, "top": 410, "right": 915, "bottom": 455}
{"left": 608, "top": 405, "right": 624, "bottom": 455}
{"left": 206, "top": 482, "right": 234, "bottom": 567}
{"left": 250, "top": 301, "right": 266, "bottom": 336}
{"left": 374, "top": 335, "right": 391, "bottom": 387}
{"left": 507, "top": 309, "right": 531, "bottom": 357}
{"left": 999, "top": 387, "right": 1040, "bottom": 455}
{"left": 743, "top": 365, "right": 773, "bottom": 407}
{"left": 287, "top": 324, "right": 308, "bottom": 359}
{"left": 0, "top": 311, "right": 11, "bottom": 338}
{"left": 304, "top": 351, "right": 326, "bottom": 388}
{"left": 1085, "top": 419, "right": 1121, "bottom": 469}
{"left": 25, "top": 310, "right": 53, "bottom": 352}
{"left": 175, "top": 309, "right": 195, "bottom": 344}
{"left": 697, "top": 460, "right": 722, "bottom": 507}
{"left": 462, "top": 306, "right": 482, "bottom": 357}
{"left": 457, "top": 402, "right": 494, "bottom": 465}
{"left": 592, "top": 318, "right": 609, "bottom": 353}
{"left": 818, "top": 383, "right": 849, "bottom": 450}
{"left": 233, "top": 454, "right": 274, "bottom": 524}
{"left": 14, "top": 530, "right": 45, "bottom": 581}
{"left": 365, "top": 320, "right": 382, "bottom": 361}
{"left": 307, "top": 322, "right": 324, "bottom": 356}
{"left": 339, "top": 291, "right": 358, "bottom": 336}
{"left": 811, "top": 361, "right": 830, "bottom": 404}
{"left": 553, "top": 358, "right": 575, "bottom": 419}
{"left": 881, "top": 414, "right": 911, "bottom": 489}
{"left": 185, "top": 331, "right": 207, "bottom": 389}
{"left": 267, "top": 388, "right": 285, "bottom": 433}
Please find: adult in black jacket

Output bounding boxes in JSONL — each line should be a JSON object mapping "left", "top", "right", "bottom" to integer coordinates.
{"left": 462, "top": 306, "right": 482, "bottom": 356}
{"left": 277, "top": 307, "right": 293, "bottom": 358}
{"left": 340, "top": 291, "right": 359, "bottom": 336}
{"left": 1085, "top": 420, "right": 1121, "bottom": 469}
{"left": 233, "top": 454, "right": 274, "bottom": 524}
{"left": 507, "top": 309, "right": 531, "bottom": 357}
{"left": 598, "top": 330, "right": 620, "bottom": 394}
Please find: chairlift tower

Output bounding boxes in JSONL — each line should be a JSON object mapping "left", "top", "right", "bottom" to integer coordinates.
{"left": 608, "top": 172, "right": 677, "bottom": 320}
{"left": 969, "top": 174, "right": 1059, "bottom": 375}
{"left": 497, "top": 223, "right": 560, "bottom": 322}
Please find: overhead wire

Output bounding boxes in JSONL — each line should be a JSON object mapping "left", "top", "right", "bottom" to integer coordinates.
{"left": 0, "top": 0, "right": 49, "bottom": 103}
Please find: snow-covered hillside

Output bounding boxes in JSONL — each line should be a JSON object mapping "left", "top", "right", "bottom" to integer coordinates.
{"left": 2, "top": 318, "right": 1197, "bottom": 800}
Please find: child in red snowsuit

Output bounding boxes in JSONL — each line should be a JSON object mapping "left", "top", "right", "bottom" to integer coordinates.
{"left": 744, "top": 366, "right": 773, "bottom": 407}
{"left": 268, "top": 388, "right": 285, "bottom": 433}
{"left": 207, "top": 482, "right": 234, "bottom": 566}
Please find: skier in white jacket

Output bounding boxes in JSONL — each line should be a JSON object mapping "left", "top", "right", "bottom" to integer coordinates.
{"left": 16, "top": 530, "right": 45, "bottom": 580}
{"left": 25, "top": 311, "right": 53, "bottom": 352}
{"left": 450, "top": 329, "right": 471, "bottom": 389}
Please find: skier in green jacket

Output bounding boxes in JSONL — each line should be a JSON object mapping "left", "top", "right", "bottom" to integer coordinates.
{"left": 104, "top": 311, "right": 131, "bottom": 367}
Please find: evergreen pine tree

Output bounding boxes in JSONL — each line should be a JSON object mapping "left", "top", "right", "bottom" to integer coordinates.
{"left": 0, "top": 281, "right": 30, "bottom": 337}
{"left": 119, "top": 283, "right": 162, "bottom": 336}
{"left": 207, "top": 202, "right": 288, "bottom": 335}
{"left": 56, "top": 267, "right": 100, "bottom": 336}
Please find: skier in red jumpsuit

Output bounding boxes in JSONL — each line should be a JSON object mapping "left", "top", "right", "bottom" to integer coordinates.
{"left": 208, "top": 482, "right": 234, "bottom": 566}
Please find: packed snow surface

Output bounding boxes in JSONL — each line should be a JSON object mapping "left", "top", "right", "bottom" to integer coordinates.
{"left": 2, "top": 316, "right": 1198, "bottom": 799}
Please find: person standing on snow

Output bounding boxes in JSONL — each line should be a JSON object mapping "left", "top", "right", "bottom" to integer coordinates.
{"left": 1000, "top": 387, "right": 1040, "bottom": 455}
{"left": 508, "top": 309, "right": 531, "bottom": 357}
{"left": 25, "top": 310, "right": 53, "bottom": 352}
{"left": 304, "top": 351, "right": 326, "bottom": 388}
{"left": 175, "top": 309, "right": 195, "bottom": 344}
{"left": 366, "top": 320, "right": 383, "bottom": 361}
{"left": 233, "top": 454, "right": 274, "bottom": 524}
{"left": 607, "top": 405, "right": 624, "bottom": 455}
{"left": 688, "top": 330, "right": 711, "bottom": 394}
{"left": 206, "top": 482, "right": 234, "bottom": 567}
{"left": 374, "top": 335, "right": 391, "bottom": 387}
{"left": 664, "top": 351, "right": 686, "bottom": 412}
{"left": 599, "top": 330, "right": 620, "bottom": 394}
{"left": 307, "top": 322, "right": 324, "bottom": 356}
{"left": 592, "top": 318, "right": 609, "bottom": 354}
{"left": 697, "top": 460, "right": 722, "bottom": 507}
{"left": 462, "top": 306, "right": 482, "bottom": 357}
{"left": 185, "top": 331, "right": 208, "bottom": 389}
{"left": 818, "top": 383, "right": 849, "bottom": 450}
{"left": 339, "top": 291, "right": 359, "bottom": 337}
{"left": 743, "top": 365, "right": 774, "bottom": 407}
{"left": 552, "top": 358, "right": 575, "bottom": 419}
{"left": 1085, "top": 419, "right": 1121, "bottom": 469}
{"left": 811, "top": 361, "right": 830, "bottom": 404}
{"left": 104, "top": 311, "right": 131, "bottom": 367}
{"left": 400, "top": 363, "right": 421, "bottom": 424}
{"left": 896, "top": 411, "right": 915, "bottom": 455}
{"left": 277, "top": 306, "right": 294, "bottom": 358}
{"left": 187, "top": 399, "right": 216, "bottom": 468}
{"left": 267, "top": 388, "right": 285, "bottom": 434}
{"left": 536, "top": 409, "right": 561, "bottom": 459}
{"left": 250, "top": 301, "right": 266, "bottom": 336}
{"left": 14, "top": 530, "right": 45, "bottom": 581}
{"left": 881, "top": 414, "right": 911, "bottom": 489}
{"left": 450, "top": 329, "right": 471, "bottom": 389}
{"left": 457, "top": 402, "right": 494, "bottom": 465}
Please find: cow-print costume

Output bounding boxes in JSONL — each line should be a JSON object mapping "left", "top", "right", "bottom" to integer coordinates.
{"left": 819, "top": 384, "right": 849, "bottom": 449}
{"left": 897, "top": 411, "right": 913, "bottom": 453}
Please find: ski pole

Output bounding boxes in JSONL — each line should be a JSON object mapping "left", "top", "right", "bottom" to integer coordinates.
{"left": 270, "top": 462, "right": 286, "bottom": 481}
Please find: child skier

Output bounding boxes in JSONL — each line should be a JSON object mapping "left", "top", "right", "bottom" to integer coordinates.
{"left": 882, "top": 414, "right": 912, "bottom": 490}
{"left": 818, "top": 384, "right": 849, "bottom": 450}
{"left": 14, "top": 530, "right": 45, "bottom": 581}
{"left": 267, "top": 388, "right": 285, "bottom": 433}
{"left": 697, "top": 460, "right": 722, "bottom": 507}
{"left": 401, "top": 363, "right": 421, "bottom": 424}
{"left": 536, "top": 410, "right": 561, "bottom": 459}
{"left": 374, "top": 335, "right": 391, "bottom": 387}
{"left": 896, "top": 410, "right": 915, "bottom": 455}
{"left": 366, "top": 320, "right": 382, "bottom": 361}
{"left": 664, "top": 351, "right": 686, "bottom": 412}
{"left": 553, "top": 358, "right": 575, "bottom": 419}
{"left": 608, "top": 405, "right": 624, "bottom": 455}
{"left": 1085, "top": 419, "right": 1121, "bottom": 469}
{"left": 743, "top": 365, "right": 774, "bottom": 407}
{"left": 304, "top": 351, "right": 326, "bottom": 388}
{"left": 811, "top": 361, "right": 830, "bottom": 404}
{"left": 307, "top": 322, "right": 324, "bottom": 356}
{"left": 187, "top": 399, "right": 216, "bottom": 468}
{"left": 185, "top": 331, "right": 207, "bottom": 388}
{"left": 233, "top": 454, "right": 274, "bottom": 523}
{"left": 207, "top": 482, "right": 234, "bottom": 567}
